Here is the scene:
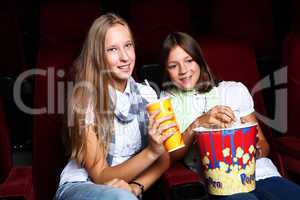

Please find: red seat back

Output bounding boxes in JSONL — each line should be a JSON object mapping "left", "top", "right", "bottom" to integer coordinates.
{"left": 129, "top": 0, "right": 193, "bottom": 67}
{"left": 33, "top": 3, "right": 101, "bottom": 199}
{"left": 290, "top": 0, "right": 300, "bottom": 32}
{"left": 209, "top": 0, "right": 275, "bottom": 56}
{"left": 1, "top": 0, "right": 25, "bottom": 75}
{"left": 0, "top": 97, "right": 13, "bottom": 183}
{"left": 199, "top": 37, "right": 269, "bottom": 138}
{"left": 282, "top": 33, "right": 300, "bottom": 137}
{"left": 40, "top": 1, "right": 101, "bottom": 47}
{"left": 33, "top": 47, "right": 75, "bottom": 200}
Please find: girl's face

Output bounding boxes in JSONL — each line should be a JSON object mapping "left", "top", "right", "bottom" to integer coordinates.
{"left": 105, "top": 24, "right": 135, "bottom": 91}
{"left": 166, "top": 45, "right": 200, "bottom": 90}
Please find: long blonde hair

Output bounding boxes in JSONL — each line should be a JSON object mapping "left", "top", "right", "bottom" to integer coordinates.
{"left": 67, "top": 13, "right": 133, "bottom": 165}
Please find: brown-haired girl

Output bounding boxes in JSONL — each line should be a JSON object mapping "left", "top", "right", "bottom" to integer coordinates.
{"left": 160, "top": 32, "right": 300, "bottom": 200}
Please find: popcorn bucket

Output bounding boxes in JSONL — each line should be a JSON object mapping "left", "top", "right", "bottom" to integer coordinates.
{"left": 193, "top": 122, "right": 257, "bottom": 195}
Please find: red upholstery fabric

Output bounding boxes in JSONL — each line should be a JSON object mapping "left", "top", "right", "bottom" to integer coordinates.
{"left": 276, "top": 137, "right": 300, "bottom": 160}
{"left": 199, "top": 37, "right": 268, "bottom": 136}
{"left": 209, "top": 0, "right": 275, "bottom": 56}
{"left": 129, "top": 0, "right": 193, "bottom": 67}
{"left": 0, "top": 167, "right": 34, "bottom": 200}
{"left": 290, "top": 0, "right": 300, "bottom": 32}
{"left": 33, "top": 46, "right": 78, "bottom": 200}
{"left": 162, "top": 162, "right": 200, "bottom": 188}
{"left": 0, "top": 98, "right": 13, "bottom": 183}
{"left": 0, "top": 98, "right": 34, "bottom": 199}
{"left": 274, "top": 33, "right": 300, "bottom": 178}
{"left": 282, "top": 33, "right": 300, "bottom": 137}
{"left": 40, "top": 1, "right": 101, "bottom": 47}
{"left": 1, "top": 0, "right": 25, "bottom": 75}
{"left": 34, "top": 3, "right": 101, "bottom": 199}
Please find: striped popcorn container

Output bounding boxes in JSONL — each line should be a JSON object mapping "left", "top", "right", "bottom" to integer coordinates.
{"left": 193, "top": 122, "right": 257, "bottom": 195}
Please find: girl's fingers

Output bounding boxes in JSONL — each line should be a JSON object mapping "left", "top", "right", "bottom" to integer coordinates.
{"left": 160, "top": 129, "right": 176, "bottom": 142}
{"left": 208, "top": 117, "right": 228, "bottom": 129}
{"left": 149, "top": 114, "right": 175, "bottom": 136}
{"left": 215, "top": 112, "right": 233, "bottom": 123}
{"left": 222, "top": 106, "right": 236, "bottom": 121}
{"left": 148, "top": 110, "right": 160, "bottom": 128}
{"left": 149, "top": 117, "right": 161, "bottom": 136}
{"left": 159, "top": 122, "right": 177, "bottom": 133}
{"left": 156, "top": 114, "right": 174, "bottom": 124}
{"left": 212, "top": 106, "right": 236, "bottom": 123}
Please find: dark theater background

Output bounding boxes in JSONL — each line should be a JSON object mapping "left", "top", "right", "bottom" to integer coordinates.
{"left": 1, "top": 0, "right": 300, "bottom": 199}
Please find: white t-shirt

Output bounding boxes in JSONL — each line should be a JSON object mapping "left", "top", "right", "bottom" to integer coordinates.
{"left": 59, "top": 82, "right": 157, "bottom": 186}
{"left": 164, "top": 81, "right": 281, "bottom": 181}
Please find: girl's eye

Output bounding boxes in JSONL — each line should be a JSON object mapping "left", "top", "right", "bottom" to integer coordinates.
{"left": 186, "top": 59, "right": 193, "bottom": 63}
{"left": 167, "top": 64, "right": 177, "bottom": 69}
{"left": 125, "top": 43, "right": 133, "bottom": 48}
{"left": 106, "top": 48, "right": 118, "bottom": 53}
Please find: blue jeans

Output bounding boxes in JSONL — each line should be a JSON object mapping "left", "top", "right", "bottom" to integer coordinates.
{"left": 55, "top": 181, "right": 138, "bottom": 200}
{"left": 210, "top": 192, "right": 258, "bottom": 200}
{"left": 254, "top": 176, "right": 300, "bottom": 200}
{"left": 210, "top": 177, "right": 300, "bottom": 200}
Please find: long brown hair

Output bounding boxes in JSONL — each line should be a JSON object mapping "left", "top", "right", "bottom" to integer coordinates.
{"left": 160, "top": 32, "right": 216, "bottom": 93}
{"left": 67, "top": 13, "right": 133, "bottom": 165}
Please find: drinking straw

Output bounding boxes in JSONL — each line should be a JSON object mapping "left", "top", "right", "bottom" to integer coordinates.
{"left": 144, "top": 79, "right": 151, "bottom": 88}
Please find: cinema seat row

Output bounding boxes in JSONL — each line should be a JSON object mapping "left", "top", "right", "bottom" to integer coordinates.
{"left": 1, "top": 0, "right": 300, "bottom": 199}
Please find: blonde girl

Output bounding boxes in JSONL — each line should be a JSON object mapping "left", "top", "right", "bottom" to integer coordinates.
{"left": 55, "top": 13, "right": 175, "bottom": 200}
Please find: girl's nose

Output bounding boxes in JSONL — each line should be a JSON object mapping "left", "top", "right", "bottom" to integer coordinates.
{"left": 119, "top": 48, "right": 129, "bottom": 61}
{"left": 178, "top": 63, "right": 188, "bottom": 75}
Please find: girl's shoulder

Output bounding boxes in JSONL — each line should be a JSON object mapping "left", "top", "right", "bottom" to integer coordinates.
{"left": 217, "top": 81, "right": 250, "bottom": 94}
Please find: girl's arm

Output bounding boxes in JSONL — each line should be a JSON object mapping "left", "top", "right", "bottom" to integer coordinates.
{"left": 83, "top": 112, "right": 176, "bottom": 184}
{"left": 129, "top": 152, "right": 171, "bottom": 196}
{"left": 170, "top": 105, "right": 236, "bottom": 162}
{"left": 84, "top": 126, "right": 160, "bottom": 184}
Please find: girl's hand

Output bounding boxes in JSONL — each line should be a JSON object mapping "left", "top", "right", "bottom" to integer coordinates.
{"left": 129, "top": 182, "right": 142, "bottom": 197}
{"left": 105, "top": 178, "right": 133, "bottom": 192}
{"left": 255, "top": 134, "right": 269, "bottom": 158}
{"left": 195, "top": 105, "right": 236, "bottom": 129}
{"left": 147, "top": 110, "right": 177, "bottom": 156}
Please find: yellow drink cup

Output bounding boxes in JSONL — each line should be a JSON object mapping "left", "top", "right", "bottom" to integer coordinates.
{"left": 146, "top": 97, "right": 185, "bottom": 152}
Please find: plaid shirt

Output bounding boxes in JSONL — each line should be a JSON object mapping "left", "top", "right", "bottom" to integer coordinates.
{"left": 107, "top": 77, "right": 150, "bottom": 165}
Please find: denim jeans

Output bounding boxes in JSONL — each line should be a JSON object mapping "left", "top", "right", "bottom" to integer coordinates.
{"left": 254, "top": 176, "right": 300, "bottom": 200}
{"left": 210, "top": 177, "right": 300, "bottom": 200}
{"left": 55, "top": 181, "right": 138, "bottom": 200}
{"left": 210, "top": 192, "right": 258, "bottom": 200}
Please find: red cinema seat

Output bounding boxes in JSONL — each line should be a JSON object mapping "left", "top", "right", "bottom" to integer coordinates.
{"left": 33, "top": 2, "right": 102, "bottom": 199}
{"left": 33, "top": 44, "right": 81, "bottom": 200}
{"left": 1, "top": 0, "right": 26, "bottom": 76}
{"left": 209, "top": 0, "right": 276, "bottom": 57}
{"left": 274, "top": 32, "right": 300, "bottom": 182}
{"left": 0, "top": 97, "right": 34, "bottom": 200}
{"left": 129, "top": 0, "right": 193, "bottom": 69}
{"left": 290, "top": 0, "right": 300, "bottom": 32}
{"left": 39, "top": 1, "right": 101, "bottom": 47}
